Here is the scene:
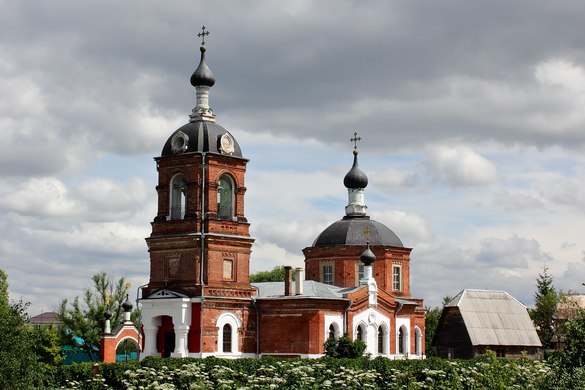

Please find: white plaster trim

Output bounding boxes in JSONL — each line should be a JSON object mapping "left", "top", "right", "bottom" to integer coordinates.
{"left": 216, "top": 312, "right": 242, "bottom": 354}
{"left": 324, "top": 314, "right": 343, "bottom": 340}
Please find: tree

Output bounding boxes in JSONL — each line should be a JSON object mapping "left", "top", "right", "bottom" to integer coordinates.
{"left": 324, "top": 333, "right": 366, "bottom": 358}
{"left": 29, "top": 324, "right": 63, "bottom": 367}
{"left": 250, "top": 266, "right": 287, "bottom": 283}
{"left": 529, "top": 265, "right": 558, "bottom": 348}
{"left": 555, "top": 311, "right": 585, "bottom": 368}
{"left": 425, "top": 295, "right": 452, "bottom": 357}
{"left": 59, "top": 272, "right": 139, "bottom": 361}
{"left": 0, "top": 269, "right": 41, "bottom": 389}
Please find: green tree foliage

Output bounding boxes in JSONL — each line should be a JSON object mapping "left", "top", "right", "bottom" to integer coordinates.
{"left": 0, "top": 269, "right": 41, "bottom": 389}
{"left": 425, "top": 295, "right": 452, "bottom": 356}
{"left": 529, "top": 265, "right": 558, "bottom": 348}
{"left": 30, "top": 324, "right": 63, "bottom": 367}
{"left": 59, "top": 272, "right": 139, "bottom": 361}
{"left": 555, "top": 311, "right": 585, "bottom": 368}
{"left": 324, "top": 333, "right": 367, "bottom": 358}
{"left": 250, "top": 265, "right": 288, "bottom": 282}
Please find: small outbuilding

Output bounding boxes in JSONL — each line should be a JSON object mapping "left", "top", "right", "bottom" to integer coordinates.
{"left": 434, "top": 289, "right": 542, "bottom": 359}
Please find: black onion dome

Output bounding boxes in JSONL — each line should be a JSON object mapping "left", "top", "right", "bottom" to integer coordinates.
{"left": 122, "top": 296, "right": 133, "bottom": 312}
{"left": 104, "top": 310, "right": 112, "bottom": 320}
{"left": 161, "top": 121, "right": 243, "bottom": 157}
{"left": 360, "top": 242, "right": 376, "bottom": 266}
{"left": 190, "top": 46, "right": 215, "bottom": 87}
{"left": 312, "top": 216, "right": 403, "bottom": 247}
{"left": 343, "top": 151, "right": 368, "bottom": 189}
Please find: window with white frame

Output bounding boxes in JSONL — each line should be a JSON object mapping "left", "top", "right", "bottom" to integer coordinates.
{"left": 392, "top": 265, "right": 401, "bottom": 291}
{"left": 322, "top": 263, "right": 333, "bottom": 285}
{"left": 216, "top": 312, "right": 241, "bottom": 354}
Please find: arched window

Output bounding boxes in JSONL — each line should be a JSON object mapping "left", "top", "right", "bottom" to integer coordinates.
{"left": 328, "top": 324, "right": 336, "bottom": 339}
{"left": 356, "top": 325, "right": 364, "bottom": 341}
{"left": 217, "top": 175, "right": 234, "bottom": 220}
{"left": 377, "top": 326, "right": 384, "bottom": 354}
{"left": 222, "top": 324, "right": 232, "bottom": 353}
{"left": 415, "top": 327, "right": 422, "bottom": 355}
{"left": 170, "top": 174, "right": 187, "bottom": 220}
{"left": 398, "top": 326, "right": 408, "bottom": 355}
{"left": 216, "top": 312, "right": 241, "bottom": 355}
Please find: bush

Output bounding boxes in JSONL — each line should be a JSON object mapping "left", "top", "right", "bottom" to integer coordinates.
{"left": 324, "top": 333, "right": 367, "bottom": 358}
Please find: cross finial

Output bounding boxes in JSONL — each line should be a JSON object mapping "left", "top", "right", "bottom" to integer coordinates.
{"left": 350, "top": 132, "right": 361, "bottom": 151}
{"left": 363, "top": 226, "right": 372, "bottom": 239}
{"left": 198, "top": 26, "right": 210, "bottom": 46}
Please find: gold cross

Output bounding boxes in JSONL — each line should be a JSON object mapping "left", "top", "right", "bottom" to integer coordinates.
{"left": 198, "top": 26, "right": 210, "bottom": 46}
{"left": 363, "top": 226, "right": 372, "bottom": 239}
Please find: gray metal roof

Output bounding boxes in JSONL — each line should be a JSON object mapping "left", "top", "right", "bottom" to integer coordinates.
{"left": 447, "top": 289, "right": 542, "bottom": 347}
{"left": 252, "top": 281, "right": 358, "bottom": 299}
{"left": 161, "top": 121, "right": 243, "bottom": 157}
{"left": 312, "top": 216, "right": 404, "bottom": 247}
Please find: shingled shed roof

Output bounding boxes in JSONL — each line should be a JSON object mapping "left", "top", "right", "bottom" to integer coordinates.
{"left": 446, "top": 289, "right": 542, "bottom": 347}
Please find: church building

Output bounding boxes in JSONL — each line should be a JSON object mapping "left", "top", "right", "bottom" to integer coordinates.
{"left": 139, "top": 31, "right": 426, "bottom": 359}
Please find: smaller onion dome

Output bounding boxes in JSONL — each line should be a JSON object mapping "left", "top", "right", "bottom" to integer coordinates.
{"left": 360, "top": 241, "right": 376, "bottom": 266}
{"left": 104, "top": 310, "right": 112, "bottom": 320}
{"left": 190, "top": 46, "right": 215, "bottom": 88}
{"left": 122, "top": 295, "right": 133, "bottom": 312}
{"left": 343, "top": 150, "right": 368, "bottom": 189}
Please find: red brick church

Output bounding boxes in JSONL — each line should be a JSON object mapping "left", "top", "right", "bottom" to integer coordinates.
{"left": 139, "top": 32, "right": 426, "bottom": 359}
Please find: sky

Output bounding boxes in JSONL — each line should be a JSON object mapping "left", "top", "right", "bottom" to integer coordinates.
{"left": 1, "top": 0, "right": 585, "bottom": 314}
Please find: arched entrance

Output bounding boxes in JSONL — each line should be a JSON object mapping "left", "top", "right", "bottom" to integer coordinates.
{"left": 157, "top": 315, "right": 175, "bottom": 358}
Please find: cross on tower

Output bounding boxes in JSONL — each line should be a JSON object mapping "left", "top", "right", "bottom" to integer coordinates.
{"left": 363, "top": 226, "right": 372, "bottom": 239}
{"left": 198, "top": 26, "right": 210, "bottom": 46}
{"left": 351, "top": 132, "right": 361, "bottom": 151}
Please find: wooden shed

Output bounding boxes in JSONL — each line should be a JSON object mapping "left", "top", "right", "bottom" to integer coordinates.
{"left": 434, "top": 289, "right": 542, "bottom": 359}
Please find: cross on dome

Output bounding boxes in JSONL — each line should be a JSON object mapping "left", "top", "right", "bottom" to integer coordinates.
{"left": 198, "top": 26, "right": 210, "bottom": 46}
{"left": 351, "top": 132, "right": 361, "bottom": 152}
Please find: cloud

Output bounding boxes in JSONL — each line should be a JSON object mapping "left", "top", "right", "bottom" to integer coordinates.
{"left": 492, "top": 190, "right": 544, "bottom": 211}
{"left": 424, "top": 145, "right": 497, "bottom": 187}
{"left": 476, "top": 235, "right": 552, "bottom": 268}
{"left": 373, "top": 167, "right": 420, "bottom": 191}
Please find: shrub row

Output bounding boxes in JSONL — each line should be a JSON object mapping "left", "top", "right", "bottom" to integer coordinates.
{"left": 43, "top": 353, "right": 583, "bottom": 389}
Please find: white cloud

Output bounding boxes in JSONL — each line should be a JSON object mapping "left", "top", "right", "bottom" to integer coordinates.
{"left": 425, "top": 144, "right": 497, "bottom": 187}
{"left": 476, "top": 235, "right": 552, "bottom": 268}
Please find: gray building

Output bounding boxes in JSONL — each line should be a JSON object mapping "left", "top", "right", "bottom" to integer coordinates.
{"left": 434, "top": 289, "right": 543, "bottom": 359}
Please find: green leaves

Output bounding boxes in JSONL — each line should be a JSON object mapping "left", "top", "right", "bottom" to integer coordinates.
{"left": 59, "top": 272, "right": 139, "bottom": 361}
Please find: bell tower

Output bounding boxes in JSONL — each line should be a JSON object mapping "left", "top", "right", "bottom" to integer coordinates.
{"left": 143, "top": 31, "right": 254, "bottom": 300}
{"left": 140, "top": 29, "right": 257, "bottom": 359}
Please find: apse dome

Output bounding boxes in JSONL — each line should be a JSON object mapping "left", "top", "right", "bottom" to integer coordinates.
{"left": 161, "top": 120, "right": 243, "bottom": 157}
{"left": 312, "top": 216, "right": 404, "bottom": 248}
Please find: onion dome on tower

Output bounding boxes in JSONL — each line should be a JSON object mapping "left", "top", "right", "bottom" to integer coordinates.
{"left": 360, "top": 241, "right": 376, "bottom": 266}
{"left": 311, "top": 133, "right": 403, "bottom": 248}
{"left": 160, "top": 26, "right": 242, "bottom": 158}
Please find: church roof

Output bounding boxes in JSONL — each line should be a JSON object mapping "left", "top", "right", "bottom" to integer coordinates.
{"left": 252, "top": 280, "right": 357, "bottom": 299}
{"left": 160, "top": 121, "right": 243, "bottom": 157}
{"left": 312, "top": 216, "right": 404, "bottom": 247}
{"left": 445, "top": 289, "right": 542, "bottom": 347}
